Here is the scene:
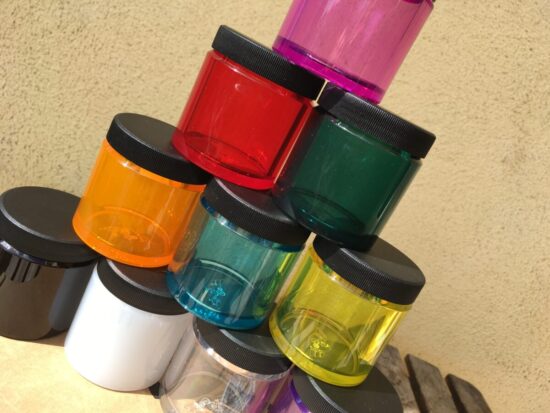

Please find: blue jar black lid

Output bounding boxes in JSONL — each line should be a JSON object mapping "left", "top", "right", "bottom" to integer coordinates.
{"left": 318, "top": 84, "right": 436, "bottom": 159}
{"left": 97, "top": 259, "right": 186, "bottom": 316}
{"left": 202, "top": 178, "right": 310, "bottom": 246}
{"left": 212, "top": 25, "right": 324, "bottom": 100}
{"left": 313, "top": 236, "right": 425, "bottom": 305}
{"left": 0, "top": 186, "right": 97, "bottom": 264}
{"left": 291, "top": 366, "right": 402, "bottom": 413}
{"left": 106, "top": 113, "right": 211, "bottom": 185}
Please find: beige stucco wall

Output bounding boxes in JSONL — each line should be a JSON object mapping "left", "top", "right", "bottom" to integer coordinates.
{"left": 1, "top": 1, "right": 549, "bottom": 411}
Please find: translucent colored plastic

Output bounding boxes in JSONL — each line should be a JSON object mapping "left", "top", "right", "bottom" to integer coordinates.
{"left": 73, "top": 141, "right": 205, "bottom": 268}
{"left": 172, "top": 51, "right": 313, "bottom": 190}
{"left": 273, "top": 112, "right": 420, "bottom": 250}
{"left": 270, "top": 247, "right": 410, "bottom": 387}
{"left": 160, "top": 318, "right": 289, "bottom": 413}
{"left": 166, "top": 199, "right": 303, "bottom": 329}
{"left": 269, "top": 381, "right": 304, "bottom": 413}
{"left": 274, "top": 0, "right": 434, "bottom": 103}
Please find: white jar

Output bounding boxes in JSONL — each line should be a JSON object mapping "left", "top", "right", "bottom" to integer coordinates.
{"left": 65, "top": 259, "right": 188, "bottom": 391}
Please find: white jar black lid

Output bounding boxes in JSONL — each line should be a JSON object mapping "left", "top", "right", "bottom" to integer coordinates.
{"left": 106, "top": 113, "right": 211, "bottom": 184}
{"left": 97, "top": 259, "right": 186, "bottom": 316}
{"left": 194, "top": 317, "right": 291, "bottom": 376}
{"left": 0, "top": 186, "right": 97, "bottom": 265}
{"left": 203, "top": 178, "right": 309, "bottom": 246}
{"left": 313, "top": 236, "right": 425, "bottom": 305}
{"left": 318, "top": 84, "right": 435, "bottom": 159}
{"left": 291, "top": 367, "right": 402, "bottom": 413}
{"left": 212, "top": 26, "right": 324, "bottom": 100}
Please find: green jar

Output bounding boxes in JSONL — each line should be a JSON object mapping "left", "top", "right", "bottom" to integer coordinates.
{"left": 273, "top": 84, "right": 436, "bottom": 250}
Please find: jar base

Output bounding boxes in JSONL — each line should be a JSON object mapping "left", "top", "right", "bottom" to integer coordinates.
{"left": 172, "top": 131, "right": 275, "bottom": 190}
{"left": 273, "top": 37, "right": 384, "bottom": 104}
{"left": 73, "top": 208, "right": 172, "bottom": 268}
{"left": 269, "top": 308, "right": 370, "bottom": 387}
{"left": 273, "top": 189, "right": 376, "bottom": 250}
{"left": 166, "top": 262, "right": 266, "bottom": 330}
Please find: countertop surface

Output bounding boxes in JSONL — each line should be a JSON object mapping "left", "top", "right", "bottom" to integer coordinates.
{"left": 0, "top": 333, "right": 162, "bottom": 413}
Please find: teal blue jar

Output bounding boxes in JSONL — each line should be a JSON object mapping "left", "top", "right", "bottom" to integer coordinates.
{"left": 166, "top": 178, "right": 309, "bottom": 330}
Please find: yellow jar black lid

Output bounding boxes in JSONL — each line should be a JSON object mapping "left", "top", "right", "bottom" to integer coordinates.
{"left": 106, "top": 113, "right": 211, "bottom": 185}
{"left": 313, "top": 236, "right": 425, "bottom": 305}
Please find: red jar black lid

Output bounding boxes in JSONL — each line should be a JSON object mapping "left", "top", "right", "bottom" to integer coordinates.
{"left": 106, "top": 113, "right": 211, "bottom": 185}
{"left": 203, "top": 178, "right": 309, "bottom": 246}
{"left": 318, "top": 84, "right": 436, "bottom": 159}
{"left": 0, "top": 186, "right": 97, "bottom": 264}
{"left": 212, "top": 25, "right": 325, "bottom": 100}
{"left": 313, "top": 236, "right": 425, "bottom": 305}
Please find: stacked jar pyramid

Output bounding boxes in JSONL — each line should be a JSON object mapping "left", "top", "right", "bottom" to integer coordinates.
{"left": 0, "top": 1, "right": 437, "bottom": 412}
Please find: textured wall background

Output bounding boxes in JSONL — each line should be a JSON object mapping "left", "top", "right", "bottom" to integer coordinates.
{"left": 1, "top": 1, "right": 549, "bottom": 411}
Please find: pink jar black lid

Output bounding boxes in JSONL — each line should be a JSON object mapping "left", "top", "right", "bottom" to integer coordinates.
{"left": 212, "top": 25, "right": 325, "bottom": 100}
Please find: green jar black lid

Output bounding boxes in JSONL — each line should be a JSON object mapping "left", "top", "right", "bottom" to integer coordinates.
{"left": 313, "top": 236, "right": 425, "bottom": 305}
{"left": 318, "top": 84, "right": 436, "bottom": 159}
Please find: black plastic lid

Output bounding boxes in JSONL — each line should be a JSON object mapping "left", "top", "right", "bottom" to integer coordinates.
{"left": 292, "top": 367, "right": 403, "bottom": 413}
{"left": 97, "top": 259, "right": 187, "bottom": 316}
{"left": 0, "top": 187, "right": 97, "bottom": 264}
{"left": 318, "top": 84, "right": 436, "bottom": 159}
{"left": 106, "top": 113, "right": 211, "bottom": 184}
{"left": 313, "top": 236, "right": 425, "bottom": 305}
{"left": 194, "top": 317, "right": 292, "bottom": 376}
{"left": 212, "top": 25, "right": 324, "bottom": 100}
{"left": 203, "top": 179, "right": 309, "bottom": 246}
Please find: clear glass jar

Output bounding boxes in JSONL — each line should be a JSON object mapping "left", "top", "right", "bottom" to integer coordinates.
{"left": 273, "top": 85, "right": 435, "bottom": 250}
{"left": 0, "top": 187, "right": 97, "bottom": 340}
{"left": 172, "top": 26, "right": 323, "bottom": 190}
{"left": 274, "top": 0, "right": 434, "bottom": 103}
{"left": 160, "top": 317, "right": 292, "bottom": 413}
{"left": 167, "top": 179, "right": 309, "bottom": 330}
{"left": 270, "top": 236, "right": 425, "bottom": 387}
{"left": 73, "top": 113, "right": 210, "bottom": 268}
{"left": 269, "top": 366, "right": 402, "bottom": 413}
{"left": 65, "top": 259, "right": 189, "bottom": 391}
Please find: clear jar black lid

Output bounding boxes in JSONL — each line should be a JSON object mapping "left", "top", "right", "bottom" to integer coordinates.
{"left": 292, "top": 367, "right": 402, "bottom": 413}
{"left": 318, "top": 84, "right": 436, "bottom": 159}
{"left": 106, "top": 113, "right": 211, "bottom": 184}
{"left": 194, "top": 317, "right": 291, "bottom": 376}
{"left": 313, "top": 236, "right": 425, "bottom": 305}
{"left": 212, "top": 26, "right": 325, "bottom": 100}
{"left": 0, "top": 186, "right": 97, "bottom": 264}
{"left": 97, "top": 259, "right": 186, "bottom": 316}
{"left": 203, "top": 178, "right": 309, "bottom": 246}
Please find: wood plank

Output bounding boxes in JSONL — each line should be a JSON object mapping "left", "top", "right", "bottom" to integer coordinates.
{"left": 446, "top": 374, "right": 492, "bottom": 413}
{"left": 405, "top": 354, "right": 458, "bottom": 413}
{"left": 376, "top": 346, "right": 421, "bottom": 413}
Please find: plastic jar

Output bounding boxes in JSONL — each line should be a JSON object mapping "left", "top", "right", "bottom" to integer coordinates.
{"left": 73, "top": 113, "right": 210, "bottom": 268}
{"left": 270, "top": 236, "right": 425, "bottom": 387}
{"left": 269, "top": 366, "right": 402, "bottom": 413}
{"left": 273, "top": 85, "right": 435, "bottom": 250}
{"left": 0, "top": 187, "right": 97, "bottom": 340}
{"left": 160, "top": 316, "right": 292, "bottom": 413}
{"left": 171, "top": 25, "right": 324, "bottom": 190}
{"left": 65, "top": 259, "right": 188, "bottom": 391}
{"left": 274, "top": 0, "right": 434, "bottom": 103}
{"left": 167, "top": 178, "right": 309, "bottom": 330}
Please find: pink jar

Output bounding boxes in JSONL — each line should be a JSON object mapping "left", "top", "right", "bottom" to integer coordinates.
{"left": 273, "top": 0, "right": 434, "bottom": 103}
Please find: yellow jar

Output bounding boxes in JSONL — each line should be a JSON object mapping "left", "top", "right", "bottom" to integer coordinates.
{"left": 73, "top": 114, "right": 210, "bottom": 268}
{"left": 270, "top": 236, "right": 425, "bottom": 387}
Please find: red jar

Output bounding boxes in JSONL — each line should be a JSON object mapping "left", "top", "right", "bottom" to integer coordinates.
{"left": 172, "top": 26, "right": 324, "bottom": 190}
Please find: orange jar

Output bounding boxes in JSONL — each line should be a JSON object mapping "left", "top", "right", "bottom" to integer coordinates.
{"left": 73, "top": 113, "right": 210, "bottom": 267}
